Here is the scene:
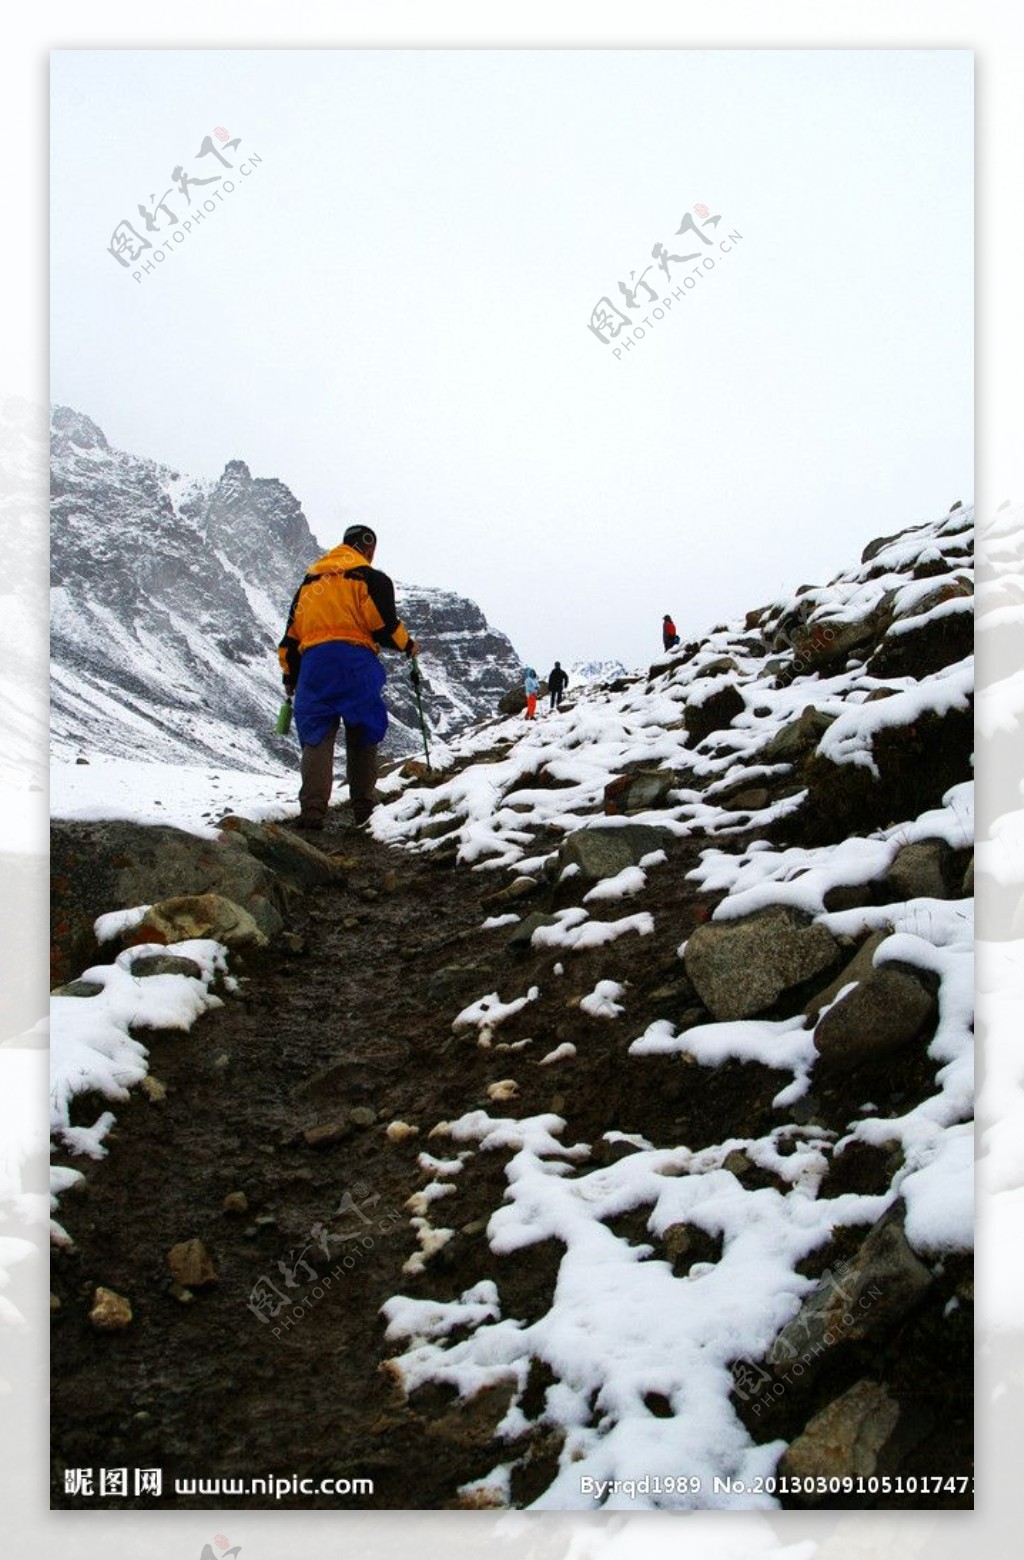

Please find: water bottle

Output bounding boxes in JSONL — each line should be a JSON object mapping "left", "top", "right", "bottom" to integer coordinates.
{"left": 276, "top": 698, "right": 293, "bottom": 736}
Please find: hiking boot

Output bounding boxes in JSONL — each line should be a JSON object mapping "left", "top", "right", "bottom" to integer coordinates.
{"left": 293, "top": 813, "right": 325, "bottom": 832}
{"left": 352, "top": 798, "right": 376, "bottom": 827}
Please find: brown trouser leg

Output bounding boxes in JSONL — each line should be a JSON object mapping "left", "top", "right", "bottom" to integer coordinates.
{"left": 345, "top": 726, "right": 379, "bottom": 821}
{"left": 299, "top": 719, "right": 339, "bottom": 820}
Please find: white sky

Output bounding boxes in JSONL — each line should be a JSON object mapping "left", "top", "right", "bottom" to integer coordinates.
{"left": 49, "top": 47, "right": 972, "bottom": 671}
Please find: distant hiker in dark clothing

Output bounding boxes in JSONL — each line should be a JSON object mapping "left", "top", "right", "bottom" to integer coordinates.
{"left": 662, "top": 614, "right": 680, "bottom": 651}
{"left": 523, "top": 668, "right": 540, "bottom": 720}
{"left": 278, "top": 524, "right": 420, "bottom": 830}
{"left": 547, "top": 661, "right": 568, "bottom": 709}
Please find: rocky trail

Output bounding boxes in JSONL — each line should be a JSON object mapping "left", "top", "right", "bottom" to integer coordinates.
{"left": 51, "top": 802, "right": 971, "bottom": 1511}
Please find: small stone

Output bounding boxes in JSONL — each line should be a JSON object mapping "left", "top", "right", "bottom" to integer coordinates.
{"left": 167, "top": 1238, "right": 218, "bottom": 1289}
{"left": 723, "top": 1150, "right": 752, "bottom": 1178}
{"left": 254, "top": 1214, "right": 277, "bottom": 1229}
{"left": 222, "top": 1191, "right": 249, "bottom": 1214}
{"left": 343, "top": 916, "right": 361, "bottom": 930}
{"left": 662, "top": 1224, "right": 691, "bottom": 1262}
{"left": 211, "top": 1053, "right": 231, "bottom": 1072}
{"left": 360, "top": 887, "right": 380, "bottom": 903}
{"left": 348, "top": 1106, "right": 378, "bottom": 1128}
{"left": 386, "top": 1121, "right": 420, "bottom": 1142}
{"left": 508, "top": 912, "right": 559, "bottom": 949}
{"left": 481, "top": 876, "right": 541, "bottom": 908}
{"left": 549, "top": 1093, "right": 566, "bottom": 1113}
{"left": 303, "top": 1122, "right": 352, "bottom": 1148}
{"left": 139, "top": 1075, "right": 167, "bottom": 1104}
{"left": 89, "top": 1286, "right": 133, "bottom": 1330}
{"left": 169, "top": 1283, "right": 195, "bottom": 1305}
{"left": 281, "top": 931, "right": 306, "bottom": 954}
{"left": 461, "top": 1220, "right": 487, "bottom": 1237}
{"left": 487, "top": 1080, "right": 519, "bottom": 1102}
{"left": 381, "top": 871, "right": 399, "bottom": 893}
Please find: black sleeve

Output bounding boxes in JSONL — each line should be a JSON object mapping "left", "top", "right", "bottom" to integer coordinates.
{"left": 347, "top": 565, "right": 413, "bottom": 653}
{"left": 278, "top": 583, "right": 305, "bottom": 686}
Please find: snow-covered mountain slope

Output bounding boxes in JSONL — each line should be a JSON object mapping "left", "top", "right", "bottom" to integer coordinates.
{"left": 49, "top": 406, "right": 524, "bottom": 771}
{"left": 362, "top": 501, "right": 974, "bottom": 1507}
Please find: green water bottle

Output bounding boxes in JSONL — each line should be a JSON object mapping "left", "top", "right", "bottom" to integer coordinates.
{"left": 276, "top": 698, "right": 293, "bottom": 736}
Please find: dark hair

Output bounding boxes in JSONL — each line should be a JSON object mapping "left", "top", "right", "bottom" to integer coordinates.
{"left": 344, "top": 525, "right": 377, "bottom": 553}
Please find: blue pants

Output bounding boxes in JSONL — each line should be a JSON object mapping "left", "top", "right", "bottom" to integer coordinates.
{"left": 293, "top": 641, "right": 388, "bottom": 749}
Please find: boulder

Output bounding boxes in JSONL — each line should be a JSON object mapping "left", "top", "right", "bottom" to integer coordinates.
{"left": 684, "top": 907, "right": 840, "bottom": 1021}
{"left": 868, "top": 594, "right": 973, "bottom": 680}
{"left": 218, "top": 815, "right": 345, "bottom": 888}
{"left": 51, "top": 818, "right": 287, "bottom": 987}
{"left": 885, "top": 839, "right": 953, "bottom": 902}
{"left": 684, "top": 684, "right": 745, "bottom": 745}
{"left": 603, "top": 769, "right": 677, "bottom": 815}
{"left": 762, "top": 705, "right": 836, "bottom": 763}
{"left": 509, "top": 912, "right": 560, "bottom": 949}
{"left": 53, "top": 980, "right": 104, "bottom": 999}
{"left": 813, "top": 965, "right": 937, "bottom": 1072}
{"left": 778, "top": 1380, "right": 900, "bottom": 1498}
{"left": 798, "top": 700, "right": 974, "bottom": 848}
{"left": 861, "top": 521, "right": 930, "bottom": 564}
{"left": 557, "top": 824, "right": 675, "bottom": 888}
{"left": 130, "top": 894, "right": 268, "bottom": 951}
{"left": 803, "top": 931, "right": 886, "bottom": 1023}
{"left": 787, "top": 600, "right": 894, "bottom": 673}
{"left": 767, "top": 1201, "right": 933, "bottom": 1369}
{"left": 720, "top": 787, "right": 771, "bottom": 813}
{"left": 128, "top": 953, "right": 204, "bottom": 980}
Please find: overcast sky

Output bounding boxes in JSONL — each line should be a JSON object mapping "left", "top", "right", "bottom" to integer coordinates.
{"left": 50, "top": 48, "right": 972, "bottom": 671}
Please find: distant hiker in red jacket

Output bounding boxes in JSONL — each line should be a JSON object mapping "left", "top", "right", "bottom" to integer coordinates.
{"left": 662, "top": 614, "right": 680, "bottom": 651}
{"left": 547, "top": 661, "right": 568, "bottom": 710}
{"left": 523, "top": 667, "right": 540, "bottom": 720}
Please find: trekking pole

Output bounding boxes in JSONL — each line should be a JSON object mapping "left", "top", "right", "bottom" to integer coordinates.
{"left": 409, "top": 654, "right": 432, "bottom": 770}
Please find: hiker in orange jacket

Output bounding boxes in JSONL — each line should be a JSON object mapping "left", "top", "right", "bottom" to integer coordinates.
{"left": 278, "top": 524, "right": 420, "bottom": 829}
{"left": 662, "top": 614, "right": 680, "bottom": 651}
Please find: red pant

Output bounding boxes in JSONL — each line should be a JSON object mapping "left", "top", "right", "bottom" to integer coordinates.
{"left": 526, "top": 693, "right": 537, "bottom": 719}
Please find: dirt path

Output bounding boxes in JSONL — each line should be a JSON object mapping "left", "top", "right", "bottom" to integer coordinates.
{"left": 50, "top": 815, "right": 972, "bottom": 1510}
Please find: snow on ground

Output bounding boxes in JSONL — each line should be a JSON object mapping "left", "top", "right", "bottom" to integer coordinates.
{"left": 51, "top": 754, "right": 298, "bottom": 834}
{"left": 48, "top": 939, "right": 229, "bottom": 1242}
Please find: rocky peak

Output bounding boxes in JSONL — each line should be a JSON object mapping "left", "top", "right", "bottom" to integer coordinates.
{"left": 50, "top": 404, "right": 108, "bottom": 454}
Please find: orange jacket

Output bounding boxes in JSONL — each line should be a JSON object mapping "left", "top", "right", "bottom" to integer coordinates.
{"left": 278, "top": 544, "right": 413, "bottom": 686}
